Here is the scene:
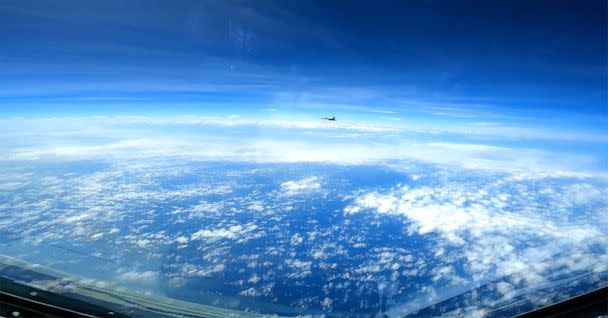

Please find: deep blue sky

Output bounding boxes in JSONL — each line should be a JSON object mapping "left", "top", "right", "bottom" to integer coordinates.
{"left": 1, "top": 0, "right": 606, "bottom": 119}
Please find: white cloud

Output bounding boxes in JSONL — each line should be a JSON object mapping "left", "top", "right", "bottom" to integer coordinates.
{"left": 343, "top": 177, "right": 608, "bottom": 316}
{"left": 239, "top": 287, "right": 261, "bottom": 297}
{"left": 175, "top": 236, "right": 189, "bottom": 244}
{"left": 248, "top": 274, "right": 262, "bottom": 284}
{"left": 187, "top": 200, "right": 225, "bottom": 217}
{"left": 175, "top": 262, "right": 226, "bottom": 278}
{"left": 290, "top": 233, "right": 304, "bottom": 245}
{"left": 190, "top": 223, "right": 258, "bottom": 242}
{"left": 280, "top": 177, "right": 321, "bottom": 195}
{"left": 2, "top": 116, "right": 605, "bottom": 179}
{"left": 5, "top": 136, "right": 602, "bottom": 180}
{"left": 3, "top": 114, "right": 607, "bottom": 143}
{"left": 117, "top": 270, "right": 158, "bottom": 282}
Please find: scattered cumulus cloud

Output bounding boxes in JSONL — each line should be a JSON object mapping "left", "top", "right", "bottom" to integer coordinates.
{"left": 191, "top": 223, "right": 258, "bottom": 242}
{"left": 343, "top": 178, "right": 608, "bottom": 315}
{"left": 117, "top": 270, "right": 159, "bottom": 283}
{"left": 280, "top": 177, "right": 321, "bottom": 196}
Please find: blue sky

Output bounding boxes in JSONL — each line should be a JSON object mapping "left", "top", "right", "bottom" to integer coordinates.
{"left": 1, "top": 0, "right": 606, "bottom": 118}
{"left": 1, "top": 0, "right": 607, "bottom": 171}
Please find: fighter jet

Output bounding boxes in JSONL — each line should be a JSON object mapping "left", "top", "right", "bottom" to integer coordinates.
{"left": 321, "top": 116, "right": 336, "bottom": 121}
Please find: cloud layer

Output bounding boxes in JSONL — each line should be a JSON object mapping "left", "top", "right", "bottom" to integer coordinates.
{"left": 2, "top": 116, "right": 605, "bottom": 180}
